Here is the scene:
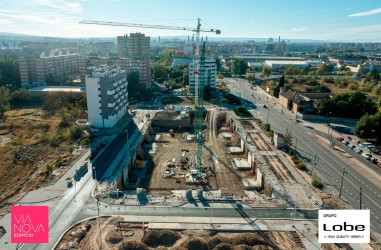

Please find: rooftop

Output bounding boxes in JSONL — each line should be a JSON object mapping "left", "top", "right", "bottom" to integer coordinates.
{"left": 28, "top": 86, "right": 84, "bottom": 92}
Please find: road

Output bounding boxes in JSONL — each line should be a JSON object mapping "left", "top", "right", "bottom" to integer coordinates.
{"left": 224, "top": 78, "right": 381, "bottom": 234}
{"left": 22, "top": 169, "right": 97, "bottom": 250}
{"left": 77, "top": 198, "right": 318, "bottom": 223}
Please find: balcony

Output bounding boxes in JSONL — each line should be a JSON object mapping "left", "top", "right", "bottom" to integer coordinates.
{"left": 107, "top": 89, "right": 115, "bottom": 95}
{"left": 107, "top": 101, "right": 116, "bottom": 108}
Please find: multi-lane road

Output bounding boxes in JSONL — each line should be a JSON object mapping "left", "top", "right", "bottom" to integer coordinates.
{"left": 224, "top": 78, "right": 381, "bottom": 233}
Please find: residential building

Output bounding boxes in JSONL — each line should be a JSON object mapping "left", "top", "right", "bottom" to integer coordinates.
{"left": 189, "top": 58, "right": 217, "bottom": 90}
{"left": 85, "top": 64, "right": 128, "bottom": 128}
{"left": 279, "top": 90, "right": 295, "bottom": 110}
{"left": 292, "top": 94, "right": 314, "bottom": 114}
{"left": 279, "top": 90, "right": 329, "bottom": 114}
{"left": 117, "top": 33, "right": 150, "bottom": 86}
{"left": 172, "top": 56, "right": 193, "bottom": 69}
{"left": 19, "top": 50, "right": 80, "bottom": 87}
{"left": 79, "top": 57, "right": 132, "bottom": 84}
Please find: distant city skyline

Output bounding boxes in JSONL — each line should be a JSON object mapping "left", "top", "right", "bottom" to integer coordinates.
{"left": 0, "top": 0, "right": 381, "bottom": 41}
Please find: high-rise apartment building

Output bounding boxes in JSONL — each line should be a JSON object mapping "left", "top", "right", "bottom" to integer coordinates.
{"left": 85, "top": 64, "right": 128, "bottom": 128}
{"left": 19, "top": 50, "right": 80, "bottom": 86}
{"left": 117, "top": 33, "right": 150, "bottom": 86}
{"left": 189, "top": 58, "right": 217, "bottom": 90}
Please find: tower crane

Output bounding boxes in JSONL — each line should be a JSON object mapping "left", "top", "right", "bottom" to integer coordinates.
{"left": 80, "top": 19, "right": 221, "bottom": 176}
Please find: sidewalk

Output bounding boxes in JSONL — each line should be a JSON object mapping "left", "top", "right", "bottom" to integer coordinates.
{"left": 19, "top": 150, "right": 90, "bottom": 204}
{"left": 0, "top": 150, "right": 90, "bottom": 250}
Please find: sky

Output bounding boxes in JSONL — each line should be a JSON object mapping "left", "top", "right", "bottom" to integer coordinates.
{"left": 0, "top": 0, "right": 381, "bottom": 41}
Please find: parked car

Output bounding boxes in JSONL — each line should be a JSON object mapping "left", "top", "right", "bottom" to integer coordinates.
{"left": 354, "top": 148, "right": 363, "bottom": 154}
{"left": 336, "top": 137, "right": 344, "bottom": 142}
{"left": 377, "top": 163, "right": 381, "bottom": 168}
{"left": 361, "top": 153, "right": 371, "bottom": 160}
{"left": 341, "top": 140, "right": 349, "bottom": 145}
{"left": 348, "top": 144, "right": 356, "bottom": 149}
{"left": 352, "top": 139, "right": 361, "bottom": 145}
{"left": 370, "top": 157, "right": 378, "bottom": 164}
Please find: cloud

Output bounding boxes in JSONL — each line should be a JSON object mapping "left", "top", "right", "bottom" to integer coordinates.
{"left": 348, "top": 8, "right": 381, "bottom": 17}
{"left": 0, "top": 13, "right": 59, "bottom": 25}
{"left": 0, "top": 19, "right": 12, "bottom": 25}
{"left": 345, "top": 8, "right": 352, "bottom": 11}
{"left": 30, "top": 0, "right": 82, "bottom": 13}
{"left": 292, "top": 26, "right": 308, "bottom": 32}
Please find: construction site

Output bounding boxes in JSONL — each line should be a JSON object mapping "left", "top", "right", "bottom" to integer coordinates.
{"left": 124, "top": 107, "right": 321, "bottom": 210}
{"left": 146, "top": 110, "right": 251, "bottom": 197}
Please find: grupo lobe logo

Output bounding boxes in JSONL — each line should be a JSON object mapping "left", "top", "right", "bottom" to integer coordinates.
{"left": 319, "top": 210, "right": 369, "bottom": 243}
{"left": 11, "top": 206, "right": 49, "bottom": 243}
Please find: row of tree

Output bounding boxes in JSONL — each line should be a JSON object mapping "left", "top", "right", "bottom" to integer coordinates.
{"left": 0, "top": 56, "right": 21, "bottom": 89}
{"left": 316, "top": 91, "right": 377, "bottom": 119}
{"left": 355, "top": 98, "right": 381, "bottom": 141}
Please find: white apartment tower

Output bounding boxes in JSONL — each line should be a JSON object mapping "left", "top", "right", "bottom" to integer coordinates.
{"left": 189, "top": 58, "right": 217, "bottom": 90}
{"left": 85, "top": 65, "right": 128, "bottom": 128}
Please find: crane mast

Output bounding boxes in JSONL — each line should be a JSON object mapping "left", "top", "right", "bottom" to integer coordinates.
{"left": 80, "top": 18, "right": 220, "bottom": 177}
{"left": 195, "top": 41, "right": 206, "bottom": 175}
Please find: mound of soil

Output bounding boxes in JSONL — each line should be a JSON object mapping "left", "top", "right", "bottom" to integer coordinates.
{"left": 208, "top": 235, "right": 224, "bottom": 249}
{"left": 252, "top": 245, "right": 274, "bottom": 250}
{"left": 119, "top": 241, "right": 148, "bottom": 250}
{"left": 142, "top": 229, "right": 181, "bottom": 246}
{"left": 233, "top": 245, "right": 251, "bottom": 250}
{"left": 227, "top": 233, "right": 269, "bottom": 246}
{"left": 214, "top": 243, "right": 233, "bottom": 250}
{"left": 180, "top": 237, "right": 208, "bottom": 250}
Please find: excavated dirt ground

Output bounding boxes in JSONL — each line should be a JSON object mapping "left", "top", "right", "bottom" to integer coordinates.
{"left": 57, "top": 217, "right": 308, "bottom": 250}
{"left": 148, "top": 110, "right": 256, "bottom": 197}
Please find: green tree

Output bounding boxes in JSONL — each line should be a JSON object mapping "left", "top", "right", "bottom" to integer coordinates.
{"left": 127, "top": 71, "right": 140, "bottom": 94}
{"left": 182, "top": 67, "right": 189, "bottom": 85}
{"left": 355, "top": 113, "right": 380, "bottom": 140}
{"left": 0, "top": 57, "right": 21, "bottom": 88}
{"left": 10, "top": 89, "right": 31, "bottom": 104}
{"left": 152, "top": 64, "right": 168, "bottom": 83}
{"left": 347, "top": 83, "right": 359, "bottom": 91}
{"left": 217, "top": 73, "right": 224, "bottom": 79}
{"left": 279, "top": 74, "right": 285, "bottom": 87}
{"left": 284, "top": 134, "right": 293, "bottom": 147}
{"left": 273, "top": 86, "right": 280, "bottom": 98}
{"left": 339, "top": 64, "right": 348, "bottom": 72}
{"left": 261, "top": 66, "right": 272, "bottom": 77}
{"left": 0, "top": 86, "right": 11, "bottom": 118}
{"left": 246, "top": 74, "right": 255, "bottom": 82}
{"left": 284, "top": 65, "right": 305, "bottom": 75}
{"left": 70, "top": 126, "right": 84, "bottom": 141}
{"left": 377, "top": 97, "right": 381, "bottom": 110}
{"left": 232, "top": 59, "right": 247, "bottom": 76}
{"left": 264, "top": 123, "right": 271, "bottom": 132}
{"left": 214, "top": 57, "right": 221, "bottom": 71}
{"left": 317, "top": 91, "right": 377, "bottom": 118}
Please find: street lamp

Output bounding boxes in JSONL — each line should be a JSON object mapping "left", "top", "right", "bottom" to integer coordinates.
{"left": 339, "top": 168, "right": 348, "bottom": 199}
{"left": 327, "top": 112, "right": 332, "bottom": 135}
{"left": 209, "top": 191, "right": 214, "bottom": 224}
{"left": 311, "top": 154, "right": 317, "bottom": 177}
{"left": 96, "top": 198, "right": 102, "bottom": 249}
